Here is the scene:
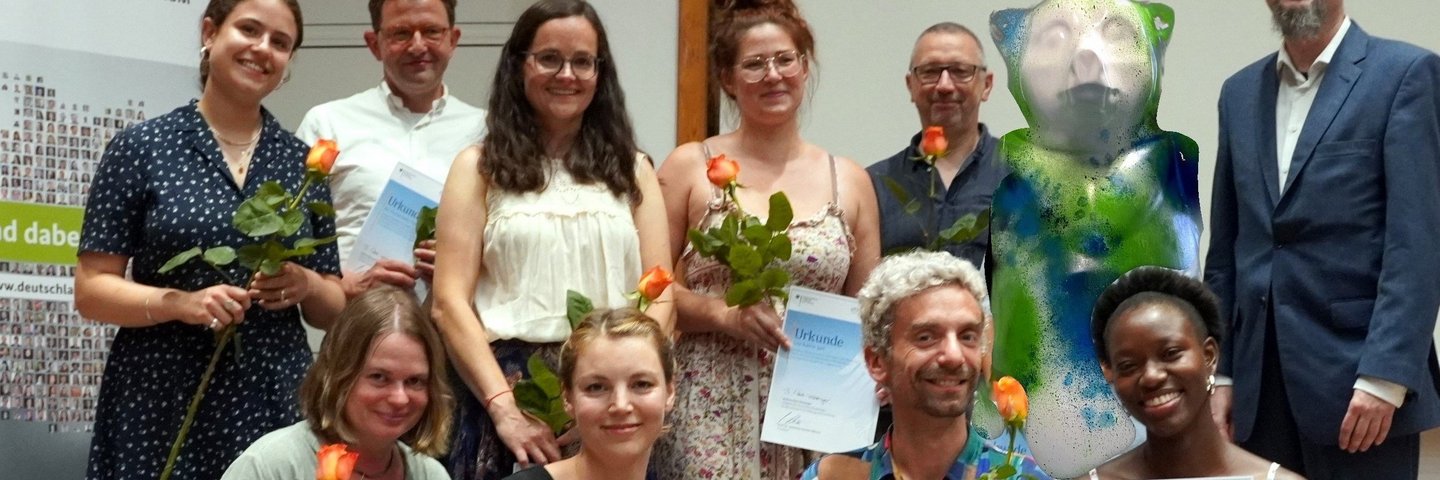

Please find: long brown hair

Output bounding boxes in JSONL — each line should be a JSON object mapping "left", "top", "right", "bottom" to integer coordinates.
{"left": 481, "top": 0, "right": 643, "bottom": 204}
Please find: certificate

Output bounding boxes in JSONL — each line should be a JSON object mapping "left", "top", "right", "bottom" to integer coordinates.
{"left": 761, "top": 286, "right": 878, "bottom": 453}
{"left": 345, "top": 162, "right": 442, "bottom": 274}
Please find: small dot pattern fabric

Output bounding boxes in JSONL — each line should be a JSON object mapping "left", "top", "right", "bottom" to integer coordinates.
{"left": 78, "top": 100, "right": 339, "bottom": 480}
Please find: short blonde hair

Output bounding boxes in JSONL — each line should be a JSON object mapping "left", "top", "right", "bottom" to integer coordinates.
{"left": 299, "top": 286, "right": 454, "bottom": 455}
{"left": 858, "top": 251, "right": 989, "bottom": 356}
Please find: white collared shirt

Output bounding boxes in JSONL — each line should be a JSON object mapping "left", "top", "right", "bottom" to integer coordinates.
{"left": 296, "top": 82, "right": 486, "bottom": 264}
{"left": 1271, "top": 18, "right": 1407, "bottom": 408}
{"left": 1274, "top": 17, "right": 1351, "bottom": 193}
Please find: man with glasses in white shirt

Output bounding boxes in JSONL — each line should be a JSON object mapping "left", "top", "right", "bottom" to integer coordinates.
{"left": 1206, "top": 1, "right": 1440, "bottom": 477}
{"left": 297, "top": 0, "right": 486, "bottom": 298}
{"left": 868, "top": 23, "right": 1007, "bottom": 271}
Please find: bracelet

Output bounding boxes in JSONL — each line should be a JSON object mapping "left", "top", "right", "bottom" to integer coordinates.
{"left": 483, "top": 389, "right": 512, "bottom": 409}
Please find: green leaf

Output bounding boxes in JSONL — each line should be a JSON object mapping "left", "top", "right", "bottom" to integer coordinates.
{"left": 765, "top": 192, "right": 793, "bottom": 231}
{"left": 726, "top": 244, "right": 762, "bottom": 278}
{"left": 292, "top": 235, "right": 337, "bottom": 250}
{"left": 724, "top": 280, "right": 760, "bottom": 307}
{"left": 742, "top": 224, "right": 770, "bottom": 245}
{"left": 513, "top": 382, "right": 549, "bottom": 414}
{"left": 232, "top": 196, "right": 284, "bottom": 237}
{"left": 940, "top": 208, "right": 992, "bottom": 244}
{"left": 758, "top": 268, "right": 790, "bottom": 290}
{"left": 566, "top": 290, "right": 595, "bottom": 329}
{"left": 259, "top": 258, "right": 283, "bottom": 276}
{"left": 527, "top": 352, "right": 562, "bottom": 397}
{"left": 236, "top": 243, "right": 268, "bottom": 272}
{"left": 158, "top": 247, "right": 203, "bottom": 274}
{"left": 254, "top": 181, "right": 288, "bottom": 208}
{"left": 413, "top": 206, "right": 438, "bottom": 248}
{"left": 881, "top": 176, "right": 915, "bottom": 206}
{"left": 307, "top": 201, "right": 336, "bottom": 218}
{"left": 532, "top": 408, "right": 572, "bottom": 434}
{"left": 688, "top": 229, "right": 721, "bottom": 257}
{"left": 279, "top": 207, "right": 306, "bottom": 237}
{"left": 202, "top": 247, "right": 237, "bottom": 267}
{"left": 767, "top": 234, "right": 792, "bottom": 261}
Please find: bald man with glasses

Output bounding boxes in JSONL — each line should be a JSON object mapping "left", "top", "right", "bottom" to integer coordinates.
{"left": 868, "top": 22, "right": 1006, "bottom": 270}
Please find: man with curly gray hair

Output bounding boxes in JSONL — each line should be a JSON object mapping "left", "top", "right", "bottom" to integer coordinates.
{"left": 802, "top": 251, "right": 1048, "bottom": 479}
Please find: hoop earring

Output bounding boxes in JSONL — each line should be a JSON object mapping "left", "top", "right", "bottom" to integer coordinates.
{"left": 200, "top": 45, "right": 209, "bottom": 58}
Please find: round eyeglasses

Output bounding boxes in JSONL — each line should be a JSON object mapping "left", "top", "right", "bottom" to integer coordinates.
{"left": 735, "top": 50, "right": 806, "bottom": 83}
{"left": 524, "top": 50, "right": 602, "bottom": 80}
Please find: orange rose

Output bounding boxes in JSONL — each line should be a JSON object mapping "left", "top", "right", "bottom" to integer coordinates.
{"left": 638, "top": 266, "right": 673, "bottom": 302}
{"left": 315, "top": 444, "right": 358, "bottom": 480}
{"left": 920, "top": 126, "right": 948, "bottom": 159}
{"left": 306, "top": 139, "right": 340, "bottom": 175}
{"left": 705, "top": 153, "right": 740, "bottom": 189}
{"left": 992, "top": 375, "right": 1028, "bottom": 425}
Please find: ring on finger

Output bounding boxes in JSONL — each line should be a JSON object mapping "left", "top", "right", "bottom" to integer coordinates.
{"left": 280, "top": 289, "right": 287, "bottom": 302}
{"left": 208, "top": 317, "right": 220, "bottom": 330}
{"left": 224, "top": 299, "right": 239, "bottom": 310}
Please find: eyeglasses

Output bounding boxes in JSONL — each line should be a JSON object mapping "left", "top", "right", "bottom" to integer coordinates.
{"left": 524, "top": 50, "right": 602, "bottom": 80}
{"left": 910, "top": 62, "right": 985, "bottom": 85}
{"left": 735, "top": 50, "right": 805, "bottom": 83}
{"left": 381, "top": 26, "right": 451, "bottom": 46}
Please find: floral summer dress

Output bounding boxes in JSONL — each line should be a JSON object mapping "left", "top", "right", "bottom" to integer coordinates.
{"left": 654, "top": 148, "right": 853, "bottom": 479}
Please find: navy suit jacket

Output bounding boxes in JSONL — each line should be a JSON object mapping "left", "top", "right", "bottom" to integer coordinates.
{"left": 1205, "top": 24, "right": 1440, "bottom": 444}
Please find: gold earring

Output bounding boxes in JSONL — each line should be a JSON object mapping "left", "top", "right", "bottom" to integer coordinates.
{"left": 1206, "top": 374, "right": 1215, "bottom": 395}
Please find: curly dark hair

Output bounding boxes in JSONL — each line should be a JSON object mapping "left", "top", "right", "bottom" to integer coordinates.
{"left": 712, "top": 0, "right": 816, "bottom": 100}
{"left": 481, "top": 0, "right": 642, "bottom": 203}
{"left": 1091, "top": 266, "right": 1224, "bottom": 362}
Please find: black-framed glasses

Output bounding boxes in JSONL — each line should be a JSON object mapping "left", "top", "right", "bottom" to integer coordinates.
{"left": 735, "top": 50, "right": 805, "bottom": 83}
{"left": 381, "top": 25, "right": 451, "bottom": 46}
{"left": 910, "top": 62, "right": 985, "bottom": 85}
{"left": 524, "top": 50, "right": 602, "bottom": 80}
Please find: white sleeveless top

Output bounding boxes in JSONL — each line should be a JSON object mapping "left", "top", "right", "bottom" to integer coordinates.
{"left": 474, "top": 159, "right": 642, "bottom": 343}
{"left": 1087, "top": 462, "right": 1280, "bottom": 480}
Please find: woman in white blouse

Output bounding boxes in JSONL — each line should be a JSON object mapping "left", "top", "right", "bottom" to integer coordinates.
{"left": 429, "top": 1, "right": 671, "bottom": 479}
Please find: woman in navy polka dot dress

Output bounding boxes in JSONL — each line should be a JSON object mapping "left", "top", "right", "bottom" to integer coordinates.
{"left": 73, "top": 1, "right": 346, "bottom": 478}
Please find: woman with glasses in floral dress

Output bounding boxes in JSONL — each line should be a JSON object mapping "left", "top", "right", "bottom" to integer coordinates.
{"left": 429, "top": 1, "right": 672, "bottom": 479}
{"left": 653, "top": 0, "right": 880, "bottom": 477}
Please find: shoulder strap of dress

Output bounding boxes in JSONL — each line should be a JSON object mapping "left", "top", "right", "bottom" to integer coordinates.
{"left": 700, "top": 142, "right": 724, "bottom": 202}
{"left": 827, "top": 153, "right": 839, "bottom": 204}
{"left": 1267, "top": 462, "right": 1280, "bottom": 480}
{"left": 1089, "top": 468, "right": 1100, "bottom": 480}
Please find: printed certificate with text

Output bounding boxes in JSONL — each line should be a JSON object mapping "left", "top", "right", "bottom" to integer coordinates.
{"left": 761, "top": 286, "right": 879, "bottom": 453}
{"left": 345, "top": 162, "right": 442, "bottom": 274}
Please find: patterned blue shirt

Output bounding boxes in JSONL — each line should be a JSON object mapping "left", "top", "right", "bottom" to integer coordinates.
{"left": 801, "top": 428, "right": 1051, "bottom": 480}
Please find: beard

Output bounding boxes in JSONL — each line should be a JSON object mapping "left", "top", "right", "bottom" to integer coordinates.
{"left": 1270, "top": 0, "right": 1330, "bottom": 40}
{"left": 912, "top": 361, "right": 980, "bottom": 418}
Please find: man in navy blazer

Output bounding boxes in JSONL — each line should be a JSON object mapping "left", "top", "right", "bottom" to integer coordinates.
{"left": 1205, "top": 0, "right": 1440, "bottom": 477}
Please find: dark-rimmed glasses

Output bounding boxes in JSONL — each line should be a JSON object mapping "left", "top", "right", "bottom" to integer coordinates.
{"left": 910, "top": 62, "right": 985, "bottom": 85}
{"left": 524, "top": 50, "right": 602, "bottom": 80}
{"left": 735, "top": 50, "right": 805, "bottom": 83}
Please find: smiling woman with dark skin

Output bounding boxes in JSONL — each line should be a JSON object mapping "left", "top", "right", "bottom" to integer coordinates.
{"left": 1085, "top": 267, "right": 1304, "bottom": 480}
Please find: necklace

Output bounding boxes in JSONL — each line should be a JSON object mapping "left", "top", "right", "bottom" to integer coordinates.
{"left": 353, "top": 446, "right": 397, "bottom": 479}
{"left": 211, "top": 126, "right": 261, "bottom": 176}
